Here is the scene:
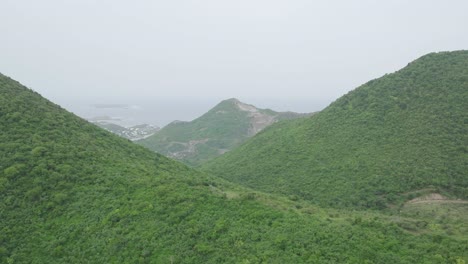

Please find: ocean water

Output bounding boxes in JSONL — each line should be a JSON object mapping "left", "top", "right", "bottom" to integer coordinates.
{"left": 58, "top": 98, "right": 218, "bottom": 128}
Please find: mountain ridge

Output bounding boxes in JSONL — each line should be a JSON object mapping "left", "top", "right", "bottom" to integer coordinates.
{"left": 202, "top": 50, "right": 468, "bottom": 210}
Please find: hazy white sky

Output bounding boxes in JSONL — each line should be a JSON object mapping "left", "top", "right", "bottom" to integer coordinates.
{"left": 1, "top": 0, "right": 468, "bottom": 124}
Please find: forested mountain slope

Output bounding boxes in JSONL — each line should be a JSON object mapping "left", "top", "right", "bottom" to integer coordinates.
{"left": 1, "top": 71, "right": 466, "bottom": 263}
{"left": 137, "top": 98, "right": 309, "bottom": 166}
{"left": 203, "top": 51, "right": 468, "bottom": 210}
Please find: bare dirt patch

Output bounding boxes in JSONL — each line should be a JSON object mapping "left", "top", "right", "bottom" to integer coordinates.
{"left": 235, "top": 101, "right": 277, "bottom": 136}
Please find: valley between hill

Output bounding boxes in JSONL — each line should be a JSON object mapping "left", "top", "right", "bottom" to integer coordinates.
{"left": 1, "top": 51, "right": 467, "bottom": 263}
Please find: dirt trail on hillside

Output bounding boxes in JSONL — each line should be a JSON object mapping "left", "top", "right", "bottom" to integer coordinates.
{"left": 406, "top": 193, "right": 468, "bottom": 205}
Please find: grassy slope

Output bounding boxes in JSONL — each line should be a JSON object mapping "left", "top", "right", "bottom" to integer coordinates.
{"left": 203, "top": 51, "right": 468, "bottom": 210}
{"left": 1, "top": 73, "right": 467, "bottom": 263}
{"left": 137, "top": 99, "right": 306, "bottom": 166}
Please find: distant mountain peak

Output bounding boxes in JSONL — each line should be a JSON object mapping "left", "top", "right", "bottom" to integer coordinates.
{"left": 234, "top": 100, "right": 259, "bottom": 113}
{"left": 225, "top": 98, "right": 240, "bottom": 103}
{"left": 137, "top": 98, "right": 310, "bottom": 166}
{"left": 217, "top": 98, "right": 262, "bottom": 114}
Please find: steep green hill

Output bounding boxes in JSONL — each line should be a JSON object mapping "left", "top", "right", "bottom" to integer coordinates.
{"left": 2, "top": 73, "right": 467, "bottom": 263}
{"left": 203, "top": 51, "right": 468, "bottom": 210}
{"left": 137, "top": 98, "right": 309, "bottom": 166}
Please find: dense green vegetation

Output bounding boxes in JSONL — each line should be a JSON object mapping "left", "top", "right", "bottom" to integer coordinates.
{"left": 203, "top": 51, "right": 468, "bottom": 210}
{"left": 1, "top": 71, "right": 467, "bottom": 263}
{"left": 137, "top": 98, "right": 308, "bottom": 166}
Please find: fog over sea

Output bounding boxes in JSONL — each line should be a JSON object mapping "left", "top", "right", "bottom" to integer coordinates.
{"left": 56, "top": 96, "right": 324, "bottom": 128}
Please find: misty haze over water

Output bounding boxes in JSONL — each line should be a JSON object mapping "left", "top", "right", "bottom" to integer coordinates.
{"left": 60, "top": 97, "right": 321, "bottom": 128}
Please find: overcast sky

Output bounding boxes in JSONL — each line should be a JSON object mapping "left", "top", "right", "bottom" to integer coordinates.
{"left": 1, "top": 0, "right": 468, "bottom": 125}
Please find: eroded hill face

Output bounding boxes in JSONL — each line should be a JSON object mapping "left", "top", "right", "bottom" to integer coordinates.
{"left": 203, "top": 51, "right": 468, "bottom": 210}
{"left": 137, "top": 98, "right": 310, "bottom": 166}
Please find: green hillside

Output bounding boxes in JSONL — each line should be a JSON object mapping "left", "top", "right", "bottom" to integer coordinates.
{"left": 1, "top": 73, "right": 467, "bottom": 263}
{"left": 203, "top": 51, "right": 468, "bottom": 210}
{"left": 137, "top": 98, "right": 308, "bottom": 166}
